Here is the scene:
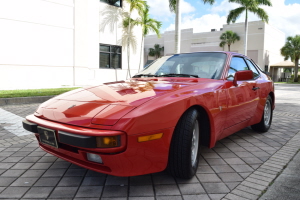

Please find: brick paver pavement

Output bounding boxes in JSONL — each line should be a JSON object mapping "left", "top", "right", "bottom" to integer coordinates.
{"left": 0, "top": 84, "right": 299, "bottom": 200}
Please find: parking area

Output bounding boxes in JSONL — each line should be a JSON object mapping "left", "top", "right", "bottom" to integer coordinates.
{"left": 0, "top": 84, "right": 300, "bottom": 200}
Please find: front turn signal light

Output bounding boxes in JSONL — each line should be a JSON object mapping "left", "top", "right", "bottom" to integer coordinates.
{"left": 138, "top": 133, "right": 163, "bottom": 142}
{"left": 96, "top": 136, "right": 120, "bottom": 148}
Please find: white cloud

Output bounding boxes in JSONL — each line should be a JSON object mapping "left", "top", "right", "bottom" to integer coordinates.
{"left": 147, "top": 0, "right": 172, "bottom": 19}
{"left": 261, "top": 0, "right": 300, "bottom": 36}
{"left": 147, "top": 0, "right": 195, "bottom": 19}
{"left": 181, "top": 0, "right": 196, "bottom": 14}
{"left": 211, "top": 0, "right": 239, "bottom": 14}
{"left": 165, "top": 14, "right": 226, "bottom": 33}
{"left": 150, "top": 0, "right": 300, "bottom": 37}
{"left": 211, "top": 0, "right": 300, "bottom": 37}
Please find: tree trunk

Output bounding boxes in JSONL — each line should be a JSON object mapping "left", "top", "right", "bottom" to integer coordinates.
{"left": 228, "top": 44, "right": 230, "bottom": 51}
{"left": 175, "top": 0, "right": 181, "bottom": 54}
{"left": 138, "top": 36, "right": 144, "bottom": 72}
{"left": 127, "top": 13, "right": 132, "bottom": 79}
{"left": 294, "top": 58, "right": 299, "bottom": 82}
{"left": 244, "top": 9, "right": 248, "bottom": 56}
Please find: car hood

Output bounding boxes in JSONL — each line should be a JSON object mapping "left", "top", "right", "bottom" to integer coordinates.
{"left": 34, "top": 79, "right": 212, "bottom": 126}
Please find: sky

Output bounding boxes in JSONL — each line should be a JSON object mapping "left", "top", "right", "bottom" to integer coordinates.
{"left": 146, "top": 0, "right": 300, "bottom": 37}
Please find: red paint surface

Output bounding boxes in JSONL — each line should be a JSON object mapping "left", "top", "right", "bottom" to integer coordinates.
{"left": 26, "top": 52, "right": 275, "bottom": 176}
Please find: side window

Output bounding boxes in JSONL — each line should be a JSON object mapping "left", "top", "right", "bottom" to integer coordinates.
{"left": 246, "top": 60, "right": 260, "bottom": 79}
{"left": 227, "top": 57, "right": 249, "bottom": 80}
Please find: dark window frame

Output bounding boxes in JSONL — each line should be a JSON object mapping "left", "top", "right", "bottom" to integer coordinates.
{"left": 227, "top": 56, "right": 250, "bottom": 80}
{"left": 100, "top": 0, "right": 122, "bottom": 8}
{"left": 99, "top": 44, "right": 122, "bottom": 69}
{"left": 227, "top": 56, "right": 262, "bottom": 80}
{"left": 245, "top": 59, "right": 261, "bottom": 79}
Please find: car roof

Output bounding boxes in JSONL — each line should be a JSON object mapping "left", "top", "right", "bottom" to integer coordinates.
{"left": 172, "top": 51, "right": 250, "bottom": 59}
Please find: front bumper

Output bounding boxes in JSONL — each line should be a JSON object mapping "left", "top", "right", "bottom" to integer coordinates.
{"left": 23, "top": 115, "right": 173, "bottom": 177}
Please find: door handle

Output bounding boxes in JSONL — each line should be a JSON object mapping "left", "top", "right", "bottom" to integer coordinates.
{"left": 252, "top": 87, "right": 260, "bottom": 91}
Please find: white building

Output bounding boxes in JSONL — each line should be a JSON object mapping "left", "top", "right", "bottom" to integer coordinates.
{"left": 144, "top": 21, "right": 285, "bottom": 73}
{"left": 0, "top": 0, "right": 143, "bottom": 90}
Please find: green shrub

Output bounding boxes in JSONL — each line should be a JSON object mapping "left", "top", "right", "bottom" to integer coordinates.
{"left": 289, "top": 74, "right": 300, "bottom": 82}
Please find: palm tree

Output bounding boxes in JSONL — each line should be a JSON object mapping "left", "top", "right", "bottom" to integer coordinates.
{"left": 148, "top": 44, "right": 164, "bottom": 59}
{"left": 169, "top": 0, "right": 215, "bottom": 54}
{"left": 226, "top": 0, "right": 272, "bottom": 56}
{"left": 124, "top": 0, "right": 147, "bottom": 78}
{"left": 281, "top": 35, "right": 300, "bottom": 82}
{"left": 100, "top": 5, "right": 123, "bottom": 42}
{"left": 131, "top": 8, "right": 162, "bottom": 72}
{"left": 100, "top": 5, "right": 124, "bottom": 81}
{"left": 219, "top": 31, "right": 240, "bottom": 51}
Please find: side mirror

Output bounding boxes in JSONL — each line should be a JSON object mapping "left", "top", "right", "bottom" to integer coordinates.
{"left": 233, "top": 70, "right": 253, "bottom": 86}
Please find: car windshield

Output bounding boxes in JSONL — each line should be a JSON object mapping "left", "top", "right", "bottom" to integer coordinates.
{"left": 134, "top": 52, "right": 227, "bottom": 79}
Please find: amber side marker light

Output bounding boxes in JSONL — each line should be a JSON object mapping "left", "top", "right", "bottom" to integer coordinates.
{"left": 96, "top": 136, "right": 120, "bottom": 148}
{"left": 138, "top": 133, "right": 163, "bottom": 142}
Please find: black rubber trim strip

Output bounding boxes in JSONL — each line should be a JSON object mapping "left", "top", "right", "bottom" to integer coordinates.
{"left": 58, "top": 131, "right": 97, "bottom": 148}
{"left": 22, "top": 120, "right": 38, "bottom": 133}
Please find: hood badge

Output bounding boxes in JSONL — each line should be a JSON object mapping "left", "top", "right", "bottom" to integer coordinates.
{"left": 68, "top": 105, "right": 76, "bottom": 109}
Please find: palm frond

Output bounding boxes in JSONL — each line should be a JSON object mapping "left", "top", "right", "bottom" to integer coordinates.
{"left": 281, "top": 35, "right": 300, "bottom": 63}
{"left": 228, "top": 0, "right": 246, "bottom": 6}
{"left": 280, "top": 35, "right": 300, "bottom": 82}
{"left": 125, "top": 0, "right": 147, "bottom": 16}
{"left": 203, "top": 0, "right": 215, "bottom": 5}
{"left": 249, "top": 7, "right": 269, "bottom": 23}
{"left": 256, "top": 0, "right": 272, "bottom": 6}
{"left": 219, "top": 30, "right": 240, "bottom": 48}
{"left": 227, "top": 7, "right": 245, "bottom": 24}
{"left": 119, "top": 28, "right": 137, "bottom": 53}
{"left": 137, "top": 7, "right": 162, "bottom": 37}
{"left": 148, "top": 48, "right": 155, "bottom": 56}
{"left": 148, "top": 44, "right": 164, "bottom": 58}
{"left": 123, "top": 17, "right": 138, "bottom": 28}
{"left": 169, "top": 0, "right": 176, "bottom": 13}
{"left": 100, "top": 5, "right": 123, "bottom": 32}
{"left": 219, "top": 41, "right": 226, "bottom": 47}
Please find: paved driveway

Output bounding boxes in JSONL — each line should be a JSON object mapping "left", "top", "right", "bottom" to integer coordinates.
{"left": 0, "top": 84, "right": 300, "bottom": 200}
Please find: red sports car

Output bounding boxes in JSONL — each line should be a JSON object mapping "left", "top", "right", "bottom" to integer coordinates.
{"left": 23, "top": 52, "right": 274, "bottom": 178}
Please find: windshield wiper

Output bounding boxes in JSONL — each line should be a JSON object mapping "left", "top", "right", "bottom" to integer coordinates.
{"left": 132, "top": 74, "right": 156, "bottom": 78}
{"left": 157, "top": 73, "right": 199, "bottom": 78}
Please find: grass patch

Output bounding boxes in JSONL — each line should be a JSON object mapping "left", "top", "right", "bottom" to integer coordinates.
{"left": 0, "top": 87, "right": 80, "bottom": 98}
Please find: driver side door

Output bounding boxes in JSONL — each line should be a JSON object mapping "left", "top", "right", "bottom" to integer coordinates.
{"left": 222, "top": 56, "right": 260, "bottom": 137}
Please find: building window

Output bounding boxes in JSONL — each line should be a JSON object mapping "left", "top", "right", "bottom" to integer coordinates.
{"left": 100, "top": 44, "right": 122, "bottom": 69}
{"left": 100, "top": 0, "right": 122, "bottom": 7}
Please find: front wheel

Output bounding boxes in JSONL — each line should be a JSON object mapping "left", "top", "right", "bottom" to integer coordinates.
{"left": 167, "top": 108, "right": 200, "bottom": 179}
{"left": 251, "top": 95, "right": 273, "bottom": 132}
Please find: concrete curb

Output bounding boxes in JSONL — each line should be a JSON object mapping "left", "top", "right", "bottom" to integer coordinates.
{"left": 0, "top": 96, "right": 54, "bottom": 106}
{"left": 223, "top": 131, "right": 300, "bottom": 200}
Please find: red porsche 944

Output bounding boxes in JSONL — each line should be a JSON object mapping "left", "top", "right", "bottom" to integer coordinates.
{"left": 23, "top": 52, "right": 274, "bottom": 178}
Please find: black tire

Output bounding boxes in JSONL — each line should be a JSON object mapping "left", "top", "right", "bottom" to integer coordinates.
{"left": 251, "top": 95, "right": 273, "bottom": 132}
{"left": 167, "top": 108, "right": 201, "bottom": 179}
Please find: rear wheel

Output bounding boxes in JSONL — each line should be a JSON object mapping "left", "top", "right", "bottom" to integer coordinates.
{"left": 251, "top": 95, "right": 273, "bottom": 132}
{"left": 167, "top": 108, "right": 200, "bottom": 179}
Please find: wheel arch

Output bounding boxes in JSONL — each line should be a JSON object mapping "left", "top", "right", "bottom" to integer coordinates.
{"left": 176, "top": 105, "right": 211, "bottom": 148}
{"left": 269, "top": 91, "right": 275, "bottom": 109}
